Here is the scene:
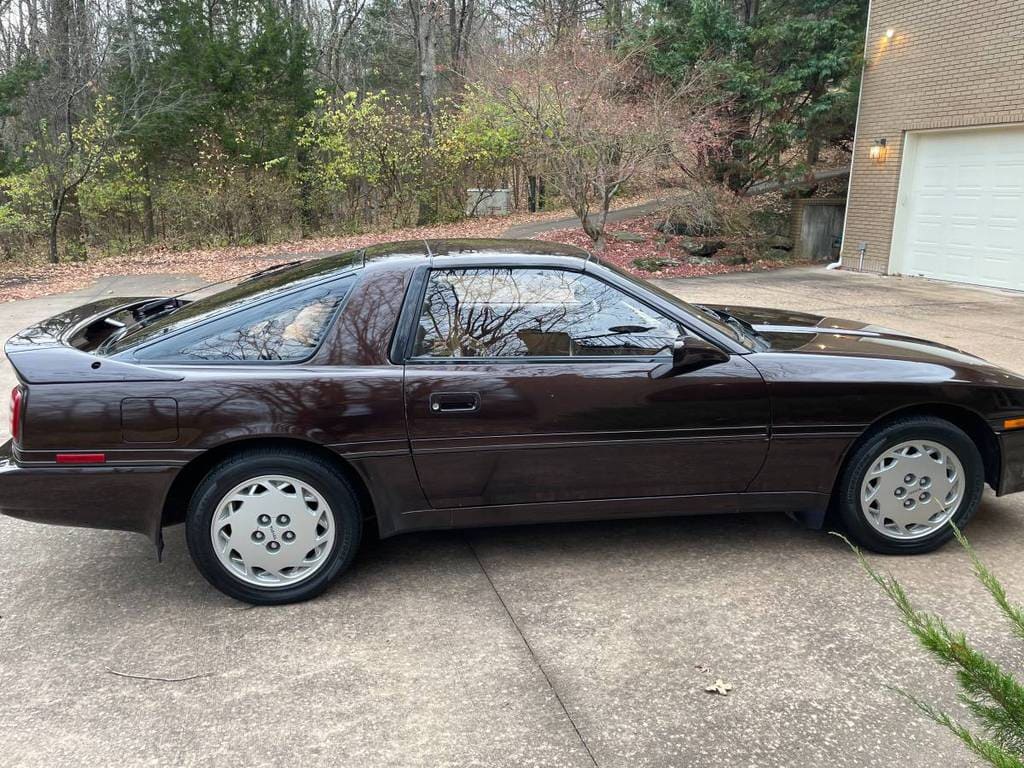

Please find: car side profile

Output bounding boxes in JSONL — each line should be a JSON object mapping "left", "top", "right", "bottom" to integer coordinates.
{"left": 3, "top": 239, "right": 1024, "bottom": 604}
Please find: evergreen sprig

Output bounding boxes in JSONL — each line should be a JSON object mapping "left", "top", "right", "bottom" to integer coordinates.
{"left": 841, "top": 529, "right": 1024, "bottom": 767}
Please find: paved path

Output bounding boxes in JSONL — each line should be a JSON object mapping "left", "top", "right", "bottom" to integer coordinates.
{"left": 501, "top": 197, "right": 679, "bottom": 239}
{"left": 2, "top": 266, "right": 1023, "bottom": 767}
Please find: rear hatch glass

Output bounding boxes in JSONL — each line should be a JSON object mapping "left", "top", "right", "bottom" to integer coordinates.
{"left": 100, "top": 251, "right": 364, "bottom": 356}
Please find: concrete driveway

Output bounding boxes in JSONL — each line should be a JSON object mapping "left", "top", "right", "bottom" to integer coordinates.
{"left": 2, "top": 266, "right": 1024, "bottom": 767}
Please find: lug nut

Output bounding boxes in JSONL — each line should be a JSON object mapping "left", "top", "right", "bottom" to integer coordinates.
{"left": 283, "top": 531, "right": 296, "bottom": 542}
{"left": 257, "top": 514, "right": 271, "bottom": 525}
{"left": 277, "top": 514, "right": 290, "bottom": 526}
{"left": 920, "top": 477, "right": 931, "bottom": 488}
{"left": 894, "top": 487, "right": 906, "bottom": 497}
{"left": 919, "top": 492, "right": 931, "bottom": 502}
{"left": 904, "top": 474, "right": 916, "bottom": 484}
{"left": 252, "top": 530, "right": 265, "bottom": 542}
{"left": 903, "top": 499, "right": 915, "bottom": 509}
{"left": 267, "top": 541, "right": 281, "bottom": 552}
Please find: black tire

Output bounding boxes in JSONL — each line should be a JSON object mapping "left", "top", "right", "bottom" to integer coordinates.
{"left": 185, "top": 448, "right": 362, "bottom": 605}
{"left": 835, "top": 416, "right": 984, "bottom": 555}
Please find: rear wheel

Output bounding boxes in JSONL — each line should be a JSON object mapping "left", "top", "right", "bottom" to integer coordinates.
{"left": 185, "top": 448, "right": 362, "bottom": 604}
{"left": 835, "top": 416, "right": 984, "bottom": 554}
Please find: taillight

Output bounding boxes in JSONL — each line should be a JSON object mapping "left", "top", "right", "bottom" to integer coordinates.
{"left": 10, "top": 386, "right": 22, "bottom": 443}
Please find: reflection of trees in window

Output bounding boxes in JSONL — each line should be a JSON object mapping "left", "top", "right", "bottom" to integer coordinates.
{"left": 134, "top": 281, "right": 350, "bottom": 363}
{"left": 415, "top": 268, "right": 683, "bottom": 358}
{"left": 179, "top": 297, "right": 340, "bottom": 361}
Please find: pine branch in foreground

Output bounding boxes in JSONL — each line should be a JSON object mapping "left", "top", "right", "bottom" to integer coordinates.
{"left": 838, "top": 530, "right": 1024, "bottom": 767}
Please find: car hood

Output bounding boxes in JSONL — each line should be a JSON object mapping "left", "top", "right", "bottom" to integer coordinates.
{"left": 705, "top": 304, "right": 1002, "bottom": 369}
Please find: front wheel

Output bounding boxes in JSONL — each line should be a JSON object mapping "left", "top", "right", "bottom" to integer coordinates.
{"left": 835, "top": 416, "right": 984, "bottom": 554}
{"left": 185, "top": 448, "right": 362, "bottom": 604}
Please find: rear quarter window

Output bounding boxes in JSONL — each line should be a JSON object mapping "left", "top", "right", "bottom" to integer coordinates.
{"left": 128, "top": 279, "right": 352, "bottom": 363}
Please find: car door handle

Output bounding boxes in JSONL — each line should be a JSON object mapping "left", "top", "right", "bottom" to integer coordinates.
{"left": 429, "top": 392, "right": 481, "bottom": 414}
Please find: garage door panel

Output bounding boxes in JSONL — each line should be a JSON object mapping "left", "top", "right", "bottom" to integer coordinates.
{"left": 949, "top": 225, "right": 976, "bottom": 247}
{"left": 916, "top": 196, "right": 947, "bottom": 216}
{"left": 956, "top": 166, "right": 986, "bottom": 189}
{"left": 994, "top": 167, "right": 1024, "bottom": 191}
{"left": 986, "top": 225, "right": 1018, "bottom": 251}
{"left": 990, "top": 196, "right": 1022, "bottom": 219}
{"left": 897, "top": 126, "right": 1024, "bottom": 290}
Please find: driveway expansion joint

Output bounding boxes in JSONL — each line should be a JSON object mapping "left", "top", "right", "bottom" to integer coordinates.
{"left": 465, "top": 535, "right": 600, "bottom": 768}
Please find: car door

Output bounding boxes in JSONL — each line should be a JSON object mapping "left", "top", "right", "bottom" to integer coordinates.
{"left": 402, "top": 264, "right": 770, "bottom": 510}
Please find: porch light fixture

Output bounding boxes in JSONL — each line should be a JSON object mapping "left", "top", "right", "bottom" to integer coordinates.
{"left": 868, "top": 138, "right": 888, "bottom": 162}
{"left": 885, "top": 28, "right": 895, "bottom": 39}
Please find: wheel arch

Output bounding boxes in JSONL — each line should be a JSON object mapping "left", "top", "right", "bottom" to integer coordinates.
{"left": 826, "top": 402, "right": 1000, "bottom": 524}
{"left": 161, "top": 437, "right": 376, "bottom": 531}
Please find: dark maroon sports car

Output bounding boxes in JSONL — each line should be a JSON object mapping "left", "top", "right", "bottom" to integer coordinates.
{"left": 4, "top": 239, "right": 1024, "bottom": 604}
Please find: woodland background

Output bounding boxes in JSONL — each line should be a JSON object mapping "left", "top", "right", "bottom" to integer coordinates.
{"left": 0, "top": 0, "right": 868, "bottom": 264}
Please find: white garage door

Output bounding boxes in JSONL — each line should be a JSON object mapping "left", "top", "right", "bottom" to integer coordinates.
{"left": 893, "top": 126, "right": 1024, "bottom": 289}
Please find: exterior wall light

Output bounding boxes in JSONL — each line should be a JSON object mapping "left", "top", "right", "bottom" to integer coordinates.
{"left": 885, "top": 28, "right": 895, "bottom": 39}
{"left": 868, "top": 138, "right": 888, "bottom": 162}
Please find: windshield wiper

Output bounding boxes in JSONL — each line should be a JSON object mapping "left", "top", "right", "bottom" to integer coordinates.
{"left": 696, "top": 305, "right": 768, "bottom": 351}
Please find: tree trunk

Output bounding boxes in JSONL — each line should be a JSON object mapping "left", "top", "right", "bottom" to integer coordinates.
{"left": 447, "top": 0, "right": 474, "bottom": 78}
{"left": 48, "top": 198, "right": 61, "bottom": 264}
{"left": 64, "top": 185, "right": 84, "bottom": 259}
{"left": 410, "top": 0, "right": 439, "bottom": 224}
{"left": 298, "top": 148, "right": 320, "bottom": 238}
{"left": 528, "top": 176, "right": 547, "bottom": 212}
{"left": 48, "top": 223, "right": 60, "bottom": 264}
{"left": 738, "top": 0, "right": 759, "bottom": 25}
{"left": 142, "top": 163, "right": 156, "bottom": 244}
{"left": 604, "top": 0, "right": 623, "bottom": 47}
{"left": 410, "top": 0, "right": 438, "bottom": 141}
{"left": 581, "top": 213, "right": 604, "bottom": 250}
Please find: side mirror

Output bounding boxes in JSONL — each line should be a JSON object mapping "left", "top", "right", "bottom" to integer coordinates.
{"left": 655, "top": 336, "right": 729, "bottom": 378}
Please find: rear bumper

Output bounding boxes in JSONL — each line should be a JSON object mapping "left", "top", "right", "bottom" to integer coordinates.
{"left": 998, "top": 430, "right": 1024, "bottom": 496}
{"left": 0, "top": 440, "right": 176, "bottom": 543}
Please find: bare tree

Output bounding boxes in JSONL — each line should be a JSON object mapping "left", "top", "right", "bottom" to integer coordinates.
{"left": 487, "top": 35, "right": 717, "bottom": 249}
{"left": 304, "top": 0, "right": 368, "bottom": 89}
{"left": 407, "top": 0, "right": 439, "bottom": 139}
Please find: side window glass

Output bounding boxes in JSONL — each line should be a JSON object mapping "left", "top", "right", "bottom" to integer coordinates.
{"left": 134, "top": 280, "right": 350, "bottom": 362}
{"left": 413, "top": 268, "right": 684, "bottom": 358}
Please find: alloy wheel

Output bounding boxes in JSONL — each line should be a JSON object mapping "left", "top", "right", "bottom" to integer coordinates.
{"left": 859, "top": 439, "right": 965, "bottom": 540}
{"left": 210, "top": 474, "right": 336, "bottom": 587}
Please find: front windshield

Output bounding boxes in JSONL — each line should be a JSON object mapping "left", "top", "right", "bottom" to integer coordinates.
{"left": 595, "top": 259, "right": 756, "bottom": 350}
{"left": 100, "top": 250, "right": 366, "bottom": 355}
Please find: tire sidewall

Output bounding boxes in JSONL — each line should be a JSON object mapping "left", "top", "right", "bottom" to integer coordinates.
{"left": 837, "top": 418, "right": 984, "bottom": 554}
{"left": 185, "top": 452, "right": 361, "bottom": 604}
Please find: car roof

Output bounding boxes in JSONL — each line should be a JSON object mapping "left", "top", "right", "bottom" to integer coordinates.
{"left": 256, "top": 238, "right": 593, "bottom": 286}
{"left": 98, "top": 239, "right": 594, "bottom": 356}
{"left": 354, "top": 237, "right": 593, "bottom": 265}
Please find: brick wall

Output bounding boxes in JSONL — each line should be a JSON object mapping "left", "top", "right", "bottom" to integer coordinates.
{"left": 841, "top": 0, "right": 1024, "bottom": 273}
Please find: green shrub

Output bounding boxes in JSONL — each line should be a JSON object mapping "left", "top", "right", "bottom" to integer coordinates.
{"left": 851, "top": 528, "right": 1024, "bottom": 767}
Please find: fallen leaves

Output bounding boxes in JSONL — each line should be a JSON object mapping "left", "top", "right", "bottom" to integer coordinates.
{"left": 0, "top": 193, "right": 791, "bottom": 303}
{"left": 705, "top": 679, "right": 734, "bottom": 696}
{"left": 0, "top": 201, "right": 635, "bottom": 303}
{"left": 0, "top": 216, "right": 527, "bottom": 302}
{"left": 532, "top": 213, "right": 793, "bottom": 280}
